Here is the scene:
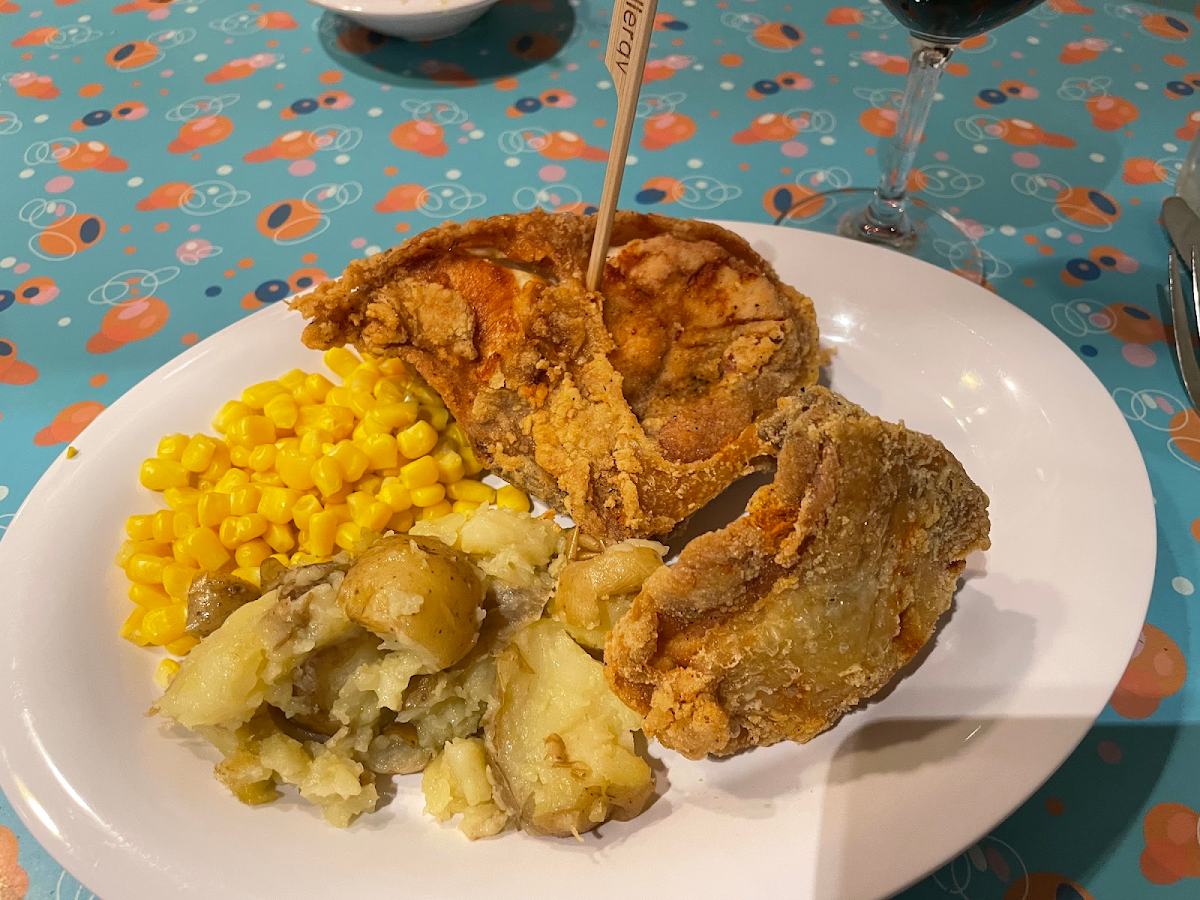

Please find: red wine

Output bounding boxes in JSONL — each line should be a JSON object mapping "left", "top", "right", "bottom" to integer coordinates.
{"left": 880, "top": 0, "right": 1046, "bottom": 41}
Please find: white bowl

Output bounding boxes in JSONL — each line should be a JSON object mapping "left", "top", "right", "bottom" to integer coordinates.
{"left": 310, "top": 0, "right": 501, "bottom": 41}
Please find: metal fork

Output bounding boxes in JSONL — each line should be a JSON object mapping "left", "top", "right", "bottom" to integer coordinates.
{"left": 1168, "top": 247, "right": 1200, "bottom": 409}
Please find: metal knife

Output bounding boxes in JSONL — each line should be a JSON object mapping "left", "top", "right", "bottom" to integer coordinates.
{"left": 1164, "top": 196, "right": 1200, "bottom": 265}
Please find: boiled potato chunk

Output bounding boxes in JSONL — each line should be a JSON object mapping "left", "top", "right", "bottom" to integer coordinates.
{"left": 485, "top": 619, "right": 653, "bottom": 837}
{"left": 550, "top": 540, "right": 665, "bottom": 650}
{"left": 337, "top": 535, "right": 484, "bottom": 670}
{"left": 157, "top": 571, "right": 354, "bottom": 730}
{"left": 422, "top": 737, "right": 509, "bottom": 839}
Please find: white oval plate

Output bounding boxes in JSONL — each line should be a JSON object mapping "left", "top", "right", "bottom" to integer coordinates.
{"left": 0, "top": 224, "right": 1154, "bottom": 900}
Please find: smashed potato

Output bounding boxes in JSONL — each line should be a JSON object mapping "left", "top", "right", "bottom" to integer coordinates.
{"left": 422, "top": 737, "right": 510, "bottom": 839}
{"left": 485, "top": 619, "right": 653, "bottom": 837}
{"left": 337, "top": 535, "right": 484, "bottom": 671}
{"left": 549, "top": 540, "right": 665, "bottom": 650}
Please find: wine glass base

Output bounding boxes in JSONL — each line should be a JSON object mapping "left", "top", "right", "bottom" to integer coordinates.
{"left": 774, "top": 187, "right": 987, "bottom": 285}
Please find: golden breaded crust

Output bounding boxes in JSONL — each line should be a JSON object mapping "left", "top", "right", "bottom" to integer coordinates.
{"left": 605, "top": 387, "right": 992, "bottom": 759}
{"left": 292, "top": 210, "right": 822, "bottom": 541}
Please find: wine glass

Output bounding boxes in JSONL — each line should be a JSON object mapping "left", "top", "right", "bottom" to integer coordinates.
{"left": 776, "top": 0, "right": 1047, "bottom": 282}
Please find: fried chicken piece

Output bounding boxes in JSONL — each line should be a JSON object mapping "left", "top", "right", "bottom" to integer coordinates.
{"left": 605, "top": 387, "right": 991, "bottom": 759}
{"left": 293, "top": 210, "right": 821, "bottom": 541}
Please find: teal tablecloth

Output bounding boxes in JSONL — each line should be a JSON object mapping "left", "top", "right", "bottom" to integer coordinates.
{"left": 2, "top": 1, "right": 1198, "bottom": 897}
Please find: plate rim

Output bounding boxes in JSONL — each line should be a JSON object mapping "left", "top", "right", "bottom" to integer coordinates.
{"left": 0, "top": 223, "right": 1157, "bottom": 900}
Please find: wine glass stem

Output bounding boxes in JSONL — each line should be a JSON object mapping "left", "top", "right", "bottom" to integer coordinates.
{"left": 864, "top": 38, "right": 954, "bottom": 233}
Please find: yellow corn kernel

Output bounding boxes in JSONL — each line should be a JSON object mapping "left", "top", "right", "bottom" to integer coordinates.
{"left": 143, "top": 604, "right": 188, "bottom": 646}
{"left": 496, "top": 485, "right": 531, "bottom": 513}
{"left": 120, "top": 607, "right": 149, "bottom": 646}
{"left": 356, "top": 473, "right": 384, "bottom": 495}
{"left": 297, "top": 429, "right": 327, "bottom": 457}
{"left": 378, "top": 479, "right": 412, "bottom": 512}
{"left": 324, "top": 347, "right": 360, "bottom": 378}
{"left": 421, "top": 405, "right": 450, "bottom": 431}
{"left": 410, "top": 483, "right": 446, "bottom": 508}
{"left": 387, "top": 509, "right": 415, "bottom": 533}
{"left": 311, "top": 456, "right": 343, "bottom": 497}
{"left": 198, "top": 442, "right": 231, "bottom": 483}
{"left": 228, "top": 415, "right": 277, "bottom": 449}
{"left": 334, "top": 521, "right": 368, "bottom": 552}
{"left": 458, "top": 442, "right": 483, "bottom": 476}
{"left": 398, "top": 420, "right": 438, "bottom": 460}
{"left": 184, "top": 527, "right": 231, "bottom": 570}
{"left": 408, "top": 382, "right": 442, "bottom": 407}
{"left": 154, "top": 658, "right": 181, "bottom": 689}
{"left": 264, "top": 392, "right": 299, "bottom": 431}
{"left": 250, "top": 471, "right": 286, "bottom": 487}
{"left": 276, "top": 450, "right": 317, "bottom": 491}
{"left": 348, "top": 390, "right": 376, "bottom": 419}
{"left": 419, "top": 500, "right": 454, "bottom": 521}
{"left": 172, "top": 507, "right": 199, "bottom": 540}
{"left": 219, "top": 516, "right": 241, "bottom": 550}
{"left": 278, "top": 368, "right": 307, "bottom": 391}
{"left": 213, "top": 468, "right": 250, "bottom": 494}
{"left": 306, "top": 510, "right": 339, "bottom": 557}
{"left": 212, "top": 400, "right": 252, "bottom": 434}
{"left": 378, "top": 357, "right": 409, "bottom": 377}
{"left": 446, "top": 479, "right": 495, "bottom": 504}
{"left": 242, "top": 380, "right": 287, "bottom": 410}
{"left": 275, "top": 436, "right": 301, "bottom": 453}
{"left": 257, "top": 486, "right": 299, "bottom": 524}
{"left": 129, "top": 582, "right": 172, "bottom": 609}
{"left": 235, "top": 539, "right": 273, "bottom": 569}
{"left": 126, "top": 514, "right": 155, "bottom": 541}
{"left": 368, "top": 401, "right": 419, "bottom": 432}
{"left": 235, "top": 513, "right": 268, "bottom": 541}
{"left": 180, "top": 434, "right": 218, "bottom": 473}
{"left": 197, "top": 491, "right": 231, "bottom": 528}
{"left": 325, "top": 502, "right": 351, "bottom": 523}
{"left": 400, "top": 455, "right": 439, "bottom": 490}
{"left": 329, "top": 441, "right": 370, "bottom": 482}
{"left": 353, "top": 420, "right": 384, "bottom": 441}
{"left": 163, "top": 486, "right": 201, "bottom": 511}
{"left": 443, "top": 422, "right": 469, "bottom": 447}
{"left": 151, "top": 509, "right": 175, "bottom": 543}
{"left": 433, "top": 446, "right": 464, "bottom": 484}
{"left": 451, "top": 500, "right": 480, "bottom": 517}
{"left": 115, "top": 539, "right": 169, "bottom": 568}
{"left": 172, "top": 539, "right": 194, "bottom": 566}
{"left": 229, "top": 445, "right": 252, "bottom": 467}
{"left": 356, "top": 433, "right": 397, "bottom": 472}
{"left": 139, "top": 458, "right": 190, "bottom": 491}
{"left": 126, "top": 553, "right": 169, "bottom": 585}
{"left": 166, "top": 635, "right": 200, "bottom": 657}
{"left": 162, "top": 563, "right": 197, "bottom": 600}
{"left": 248, "top": 444, "right": 277, "bottom": 473}
{"left": 291, "top": 494, "right": 322, "bottom": 530}
{"left": 324, "top": 386, "right": 353, "bottom": 408}
{"left": 292, "top": 385, "right": 317, "bottom": 407}
{"left": 232, "top": 566, "right": 262, "bottom": 588}
{"left": 156, "top": 433, "right": 189, "bottom": 461}
{"left": 304, "top": 372, "right": 334, "bottom": 402}
{"left": 372, "top": 377, "right": 406, "bottom": 404}
{"left": 230, "top": 483, "right": 263, "bottom": 516}
{"left": 264, "top": 522, "right": 296, "bottom": 554}
{"left": 345, "top": 367, "right": 379, "bottom": 395}
{"left": 347, "top": 492, "right": 391, "bottom": 531}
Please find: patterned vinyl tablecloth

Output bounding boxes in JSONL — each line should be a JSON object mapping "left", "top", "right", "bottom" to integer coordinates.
{"left": 1, "top": 0, "right": 1199, "bottom": 897}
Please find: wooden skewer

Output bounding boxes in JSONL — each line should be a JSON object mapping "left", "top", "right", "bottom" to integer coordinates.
{"left": 586, "top": 0, "right": 659, "bottom": 292}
